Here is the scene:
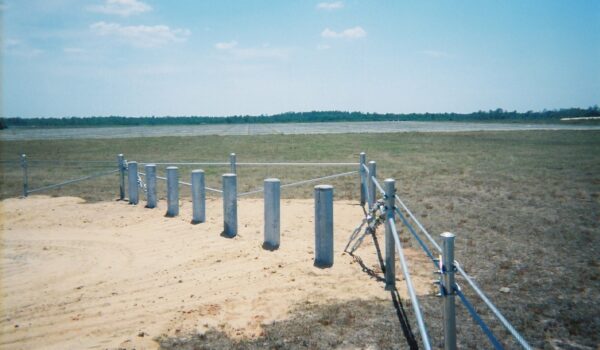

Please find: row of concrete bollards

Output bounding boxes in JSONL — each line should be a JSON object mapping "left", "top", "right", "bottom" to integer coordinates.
{"left": 119, "top": 155, "right": 335, "bottom": 267}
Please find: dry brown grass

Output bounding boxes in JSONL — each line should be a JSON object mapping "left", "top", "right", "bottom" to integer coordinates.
{"left": 1, "top": 130, "right": 599, "bottom": 348}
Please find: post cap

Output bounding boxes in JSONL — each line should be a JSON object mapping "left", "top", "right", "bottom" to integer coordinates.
{"left": 264, "top": 178, "right": 280, "bottom": 183}
{"left": 145, "top": 163, "right": 157, "bottom": 167}
{"left": 368, "top": 160, "right": 376, "bottom": 164}
{"left": 192, "top": 169, "right": 205, "bottom": 174}
{"left": 129, "top": 161, "right": 138, "bottom": 164}
{"left": 314, "top": 184, "right": 333, "bottom": 190}
{"left": 166, "top": 166, "right": 178, "bottom": 170}
{"left": 223, "top": 173, "right": 236, "bottom": 177}
{"left": 440, "top": 232, "right": 455, "bottom": 239}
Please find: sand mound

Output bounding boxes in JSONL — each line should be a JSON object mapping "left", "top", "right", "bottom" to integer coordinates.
{"left": 0, "top": 196, "right": 432, "bottom": 349}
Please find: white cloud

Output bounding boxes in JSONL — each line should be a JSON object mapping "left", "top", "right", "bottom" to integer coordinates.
{"left": 215, "top": 41, "right": 238, "bottom": 50}
{"left": 88, "top": 0, "right": 151, "bottom": 17}
{"left": 317, "top": 1, "right": 344, "bottom": 10}
{"left": 90, "top": 21, "right": 190, "bottom": 48}
{"left": 64, "top": 47, "right": 85, "bottom": 54}
{"left": 321, "top": 26, "right": 366, "bottom": 39}
{"left": 317, "top": 44, "right": 331, "bottom": 50}
{"left": 2, "top": 38, "right": 43, "bottom": 58}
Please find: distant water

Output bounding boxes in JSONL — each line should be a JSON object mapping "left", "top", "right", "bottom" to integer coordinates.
{"left": 1, "top": 121, "right": 599, "bottom": 141}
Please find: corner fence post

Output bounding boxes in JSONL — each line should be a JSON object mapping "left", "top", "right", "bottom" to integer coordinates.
{"left": 145, "top": 164, "right": 157, "bottom": 208}
{"left": 263, "top": 178, "right": 280, "bottom": 250}
{"left": 127, "top": 161, "right": 139, "bottom": 204}
{"left": 314, "top": 184, "right": 334, "bottom": 268}
{"left": 384, "top": 179, "right": 396, "bottom": 290}
{"left": 192, "top": 170, "right": 206, "bottom": 223}
{"left": 166, "top": 166, "right": 179, "bottom": 217}
{"left": 20, "top": 154, "right": 28, "bottom": 198}
{"left": 359, "top": 152, "right": 366, "bottom": 206}
{"left": 222, "top": 173, "right": 237, "bottom": 237}
{"left": 118, "top": 154, "right": 125, "bottom": 200}
{"left": 229, "top": 153, "right": 237, "bottom": 174}
{"left": 441, "top": 232, "right": 457, "bottom": 350}
{"left": 368, "top": 161, "right": 377, "bottom": 209}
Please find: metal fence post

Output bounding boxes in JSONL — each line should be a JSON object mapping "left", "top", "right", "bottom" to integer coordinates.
{"left": 441, "top": 232, "right": 457, "bottom": 350}
{"left": 166, "top": 166, "right": 179, "bottom": 217}
{"left": 20, "top": 154, "right": 28, "bottom": 198}
{"left": 118, "top": 154, "right": 125, "bottom": 200}
{"left": 314, "top": 184, "right": 334, "bottom": 268}
{"left": 192, "top": 169, "right": 206, "bottom": 223}
{"left": 229, "top": 153, "right": 237, "bottom": 174}
{"left": 222, "top": 173, "right": 237, "bottom": 237}
{"left": 145, "top": 164, "right": 157, "bottom": 208}
{"left": 384, "top": 178, "right": 396, "bottom": 290}
{"left": 127, "top": 161, "right": 139, "bottom": 204}
{"left": 263, "top": 178, "right": 280, "bottom": 250}
{"left": 368, "top": 161, "right": 377, "bottom": 209}
{"left": 359, "top": 152, "right": 366, "bottom": 206}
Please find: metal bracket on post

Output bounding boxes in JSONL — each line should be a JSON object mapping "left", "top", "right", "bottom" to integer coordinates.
{"left": 359, "top": 152, "right": 366, "bottom": 206}
{"left": 440, "top": 232, "right": 457, "bottom": 350}
{"left": 229, "top": 153, "right": 237, "bottom": 174}
{"left": 384, "top": 179, "right": 396, "bottom": 290}
{"left": 21, "top": 154, "right": 28, "bottom": 198}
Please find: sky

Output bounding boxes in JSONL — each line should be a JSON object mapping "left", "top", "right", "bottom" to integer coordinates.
{"left": 1, "top": 0, "right": 599, "bottom": 118}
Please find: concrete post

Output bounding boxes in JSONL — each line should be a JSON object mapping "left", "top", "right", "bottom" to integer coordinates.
{"left": 118, "top": 154, "right": 125, "bottom": 200}
{"left": 359, "top": 152, "right": 366, "bottom": 206}
{"left": 145, "top": 164, "right": 157, "bottom": 208}
{"left": 314, "top": 184, "right": 334, "bottom": 268}
{"left": 222, "top": 173, "right": 237, "bottom": 237}
{"left": 384, "top": 179, "right": 396, "bottom": 290}
{"left": 127, "top": 161, "right": 139, "bottom": 204}
{"left": 191, "top": 170, "right": 206, "bottom": 223}
{"left": 368, "top": 161, "right": 377, "bottom": 209}
{"left": 441, "top": 232, "right": 457, "bottom": 350}
{"left": 20, "top": 154, "right": 28, "bottom": 198}
{"left": 166, "top": 166, "right": 179, "bottom": 217}
{"left": 263, "top": 178, "right": 280, "bottom": 250}
{"left": 229, "top": 153, "right": 236, "bottom": 174}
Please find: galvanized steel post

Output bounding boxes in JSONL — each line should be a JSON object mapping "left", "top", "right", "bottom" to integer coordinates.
{"left": 127, "top": 161, "right": 139, "bottom": 204}
{"left": 441, "top": 232, "right": 457, "bottom": 350}
{"left": 166, "top": 166, "right": 179, "bottom": 217}
{"left": 222, "top": 173, "right": 237, "bottom": 237}
{"left": 359, "top": 152, "right": 366, "bottom": 206}
{"left": 314, "top": 184, "right": 334, "bottom": 268}
{"left": 20, "top": 154, "right": 28, "bottom": 198}
{"left": 145, "top": 164, "right": 157, "bottom": 208}
{"left": 229, "top": 153, "right": 237, "bottom": 174}
{"left": 384, "top": 179, "right": 396, "bottom": 290}
{"left": 263, "top": 178, "right": 280, "bottom": 250}
{"left": 368, "top": 161, "right": 377, "bottom": 209}
{"left": 191, "top": 169, "right": 206, "bottom": 223}
{"left": 118, "top": 154, "right": 125, "bottom": 200}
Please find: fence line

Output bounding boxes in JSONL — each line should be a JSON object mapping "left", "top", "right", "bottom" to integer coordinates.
{"left": 237, "top": 170, "right": 357, "bottom": 197}
{"left": 26, "top": 169, "right": 118, "bottom": 194}
{"left": 137, "top": 161, "right": 358, "bottom": 167}
{"left": 139, "top": 171, "right": 223, "bottom": 193}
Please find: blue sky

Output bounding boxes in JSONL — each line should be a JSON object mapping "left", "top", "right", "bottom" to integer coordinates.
{"left": 2, "top": 0, "right": 599, "bottom": 118}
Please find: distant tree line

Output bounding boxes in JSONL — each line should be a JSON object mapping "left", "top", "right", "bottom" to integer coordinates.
{"left": 1, "top": 106, "right": 598, "bottom": 129}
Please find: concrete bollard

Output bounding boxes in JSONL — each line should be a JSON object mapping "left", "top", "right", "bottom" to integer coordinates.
{"left": 145, "top": 164, "right": 157, "bottom": 208}
{"left": 128, "top": 161, "right": 139, "bottom": 204}
{"left": 229, "top": 153, "right": 237, "bottom": 174}
{"left": 441, "top": 232, "right": 457, "bottom": 350}
{"left": 166, "top": 166, "right": 179, "bottom": 217}
{"left": 384, "top": 179, "right": 396, "bottom": 290}
{"left": 117, "top": 154, "right": 125, "bottom": 200}
{"left": 222, "top": 173, "right": 237, "bottom": 237}
{"left": 263, "top": 178, "right": 281, "bottom": 250}
{"left": 314, "top": 184, "right": 334, "bottom": 268}
{"left": 359, "top": 152, "right": 366, "bottom": 206}
{"left": 368, "top": 161, "right": 377, "bottom": 209}
{"left": 21, "top": 154, "right": 28, "bottom": 198}
{"left": 191, "top": 170, "right": 206, "bottom": 223}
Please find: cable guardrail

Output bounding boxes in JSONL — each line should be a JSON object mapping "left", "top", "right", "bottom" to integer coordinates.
{"left": 139, "top": 171, "right": 223, "bottom": 193}
{"left": 388, "top": 218, "right": 433, "bottom": 350}
{"left": 26, "top": 169, "right": 118, "bottom": 194}
{"left": 393, "top": 192, "right": 532, "bottom": 349}
{"left": 237, "top": 170, "right": 358, "bottom": 197}
{"left": 137, "top": 161, "right": 358, "bottom": 166}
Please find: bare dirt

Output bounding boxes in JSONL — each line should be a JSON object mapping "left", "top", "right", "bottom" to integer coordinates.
{"left": 0, "top": 196, "right": 431, "bottom": 350}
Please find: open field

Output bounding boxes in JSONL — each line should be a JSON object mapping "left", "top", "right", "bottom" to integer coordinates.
{"left": 1, "top": 130, "right": 599, "bottom": 349}
{"left": 2, "top": 120, "right": 600, "bottom": 141}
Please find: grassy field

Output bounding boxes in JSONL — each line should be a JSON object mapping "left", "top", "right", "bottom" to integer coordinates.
{"left": 1, "top": 130, "right": 599, "bottom": 348}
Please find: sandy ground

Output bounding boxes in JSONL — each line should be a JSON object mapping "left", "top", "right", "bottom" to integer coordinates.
{"left": 0, "top": 196, "right": 431, "bottom": 350}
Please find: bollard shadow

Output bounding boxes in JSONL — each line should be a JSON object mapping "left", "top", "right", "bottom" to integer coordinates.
{"left": 220, "top": 231, "right": 237, "bottom": 239}
{"left": 190, "top": 220, "right": 203, "bottom": 225}
{"left": 347, "top": 205, "right": 418, "bottom": 350}
{"left": 262, "top": 242, "right": 279, "bottom": 251}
